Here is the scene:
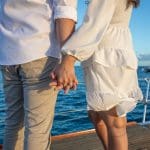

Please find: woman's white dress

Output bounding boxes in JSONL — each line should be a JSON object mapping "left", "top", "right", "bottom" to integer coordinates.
{"left": 62, "top": 0, "right": 143, "bottom": 116}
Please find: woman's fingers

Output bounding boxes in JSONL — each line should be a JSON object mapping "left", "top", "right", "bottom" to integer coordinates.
{"left": 73, "top": 77, "right": 78, "bottom": 85}
{"left": 64, "top": 85, "right": 71, "bottom": 94}
{"left": 72, "top": 82, "right": 78, "bottom": 90}
{"left": 52, "top": 75, "right": 78, "bottom": 92}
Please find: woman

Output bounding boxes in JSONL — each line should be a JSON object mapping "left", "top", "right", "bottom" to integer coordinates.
{"left": 50, "top": 0, "right": 143, "bottom": 149}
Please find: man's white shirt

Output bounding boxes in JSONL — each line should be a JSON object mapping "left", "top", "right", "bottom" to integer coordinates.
{"left": 0, "top": 0, "right": 77, "bottom": 65}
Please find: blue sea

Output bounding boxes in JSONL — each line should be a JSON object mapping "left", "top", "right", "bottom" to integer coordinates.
{"left": 0, "top": 66, "right": 150, "bottom": 144}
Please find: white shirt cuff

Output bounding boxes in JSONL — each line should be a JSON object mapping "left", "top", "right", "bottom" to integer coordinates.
{"left": 54, "top": 6, "right": 77, "bottom": 22}
{"left": 61, "top": 49, "right": 81, "bottom": 61}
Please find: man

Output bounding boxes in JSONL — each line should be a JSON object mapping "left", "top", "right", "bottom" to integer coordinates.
{"left": 0, "top": 0, "right": 77, "bottom": 149}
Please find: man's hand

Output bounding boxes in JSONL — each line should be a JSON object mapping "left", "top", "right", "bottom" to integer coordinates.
{"left": 49, "top": 55, "right": 78, "bottom": 94}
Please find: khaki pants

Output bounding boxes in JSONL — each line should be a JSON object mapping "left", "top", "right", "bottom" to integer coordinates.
{"left": 1, "top": 57, "right": 59, "bottom": 150}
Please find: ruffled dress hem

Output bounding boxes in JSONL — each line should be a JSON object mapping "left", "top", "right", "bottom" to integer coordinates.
{"left": 86, "top": 87, "right": 143, "bottom": 117}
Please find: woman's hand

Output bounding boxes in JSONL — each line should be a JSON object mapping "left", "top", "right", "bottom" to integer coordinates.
{"left": 49, "top": 55, "right": 78, "bottom": 94}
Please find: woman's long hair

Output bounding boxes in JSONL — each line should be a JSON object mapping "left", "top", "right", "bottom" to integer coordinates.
{"left": 128, "top": 0, "right": 140, "bottom": 7}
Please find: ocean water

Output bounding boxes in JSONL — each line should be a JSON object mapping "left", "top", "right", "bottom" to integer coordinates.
{"left": 0, "top": 66, "right": 150, "bottom": 144}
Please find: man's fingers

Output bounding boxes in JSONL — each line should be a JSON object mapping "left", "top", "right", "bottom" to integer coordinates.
{"left": 49, "top": 81, "right": 57, "bottom": 86}
{"left": 50, "top": 72, "right": 56, "bottom": 80}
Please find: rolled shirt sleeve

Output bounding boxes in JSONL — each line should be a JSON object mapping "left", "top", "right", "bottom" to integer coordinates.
{"left": 53, "top": 0, "right": 77, "bottom": 22}
{"left": 61, "top": 0, "right": 116, "bottom": 61}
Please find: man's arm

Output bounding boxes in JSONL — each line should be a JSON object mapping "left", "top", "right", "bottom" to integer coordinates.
{"left": 55, "top": 18, "right": 75, "bottom": 48}
{"left": 50, "top": 18, "right": 77, "bottom": 92}
{"left": 52, "top": 18, "right": 77, "bottom": 92}
{"left": 53, "top": 0, "right": 77, "bottom": 47}
{"left": 50, "top": 0, "right": 78, "bottom": 92}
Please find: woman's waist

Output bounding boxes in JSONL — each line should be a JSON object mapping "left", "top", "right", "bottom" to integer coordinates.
{"left": 81, "top": 46, "right": 138, "bottom": 70}
{"left": 99, "top": 25, "right": 133, "bottom": 50}
{"left": 109, "top": 22, "right": 130, "bottom": 28}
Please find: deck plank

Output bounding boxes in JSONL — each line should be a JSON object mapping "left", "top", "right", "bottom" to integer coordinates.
{"left": 51, "top": 124, "right": 150, "bottom": 150}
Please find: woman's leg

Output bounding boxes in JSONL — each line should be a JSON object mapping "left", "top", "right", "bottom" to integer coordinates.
{"left": 101, "top": 107, "right": 128, "bottom": 150}
{"left": 89, "top": 107, "right": 128, "bottom": 150}
{"left": 88, "top": 110, "right": 108, "bottom": 150}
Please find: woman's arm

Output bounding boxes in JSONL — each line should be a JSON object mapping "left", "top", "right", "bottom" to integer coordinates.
{"left": 61, "top": 0, "right": 117, "bottom": 61}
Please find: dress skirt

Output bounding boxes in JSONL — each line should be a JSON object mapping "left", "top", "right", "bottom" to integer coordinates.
{"left": 83, "top": 62, "right": 143, "bottom": 117}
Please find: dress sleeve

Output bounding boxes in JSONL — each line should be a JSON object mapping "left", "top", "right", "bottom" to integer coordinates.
{"left": 53, "top": 0, "right": 78, "bottom": 22}
{"left": 61, "top": 0, "right": 117, "bottom": 61}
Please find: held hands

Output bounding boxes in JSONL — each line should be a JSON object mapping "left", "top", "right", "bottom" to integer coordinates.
{"left": 49, "top": 55, "right": 78, "bottom": 94}
{"left": 53, "top": 18, "right": 77, "bottom": 93}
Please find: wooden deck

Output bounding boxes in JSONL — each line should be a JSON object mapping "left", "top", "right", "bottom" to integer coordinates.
{"left": 51, "top": 122, "right": 150, "bottom": 150}
{"left": 0, "top": 122, "right": 150, "bottom": 150}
